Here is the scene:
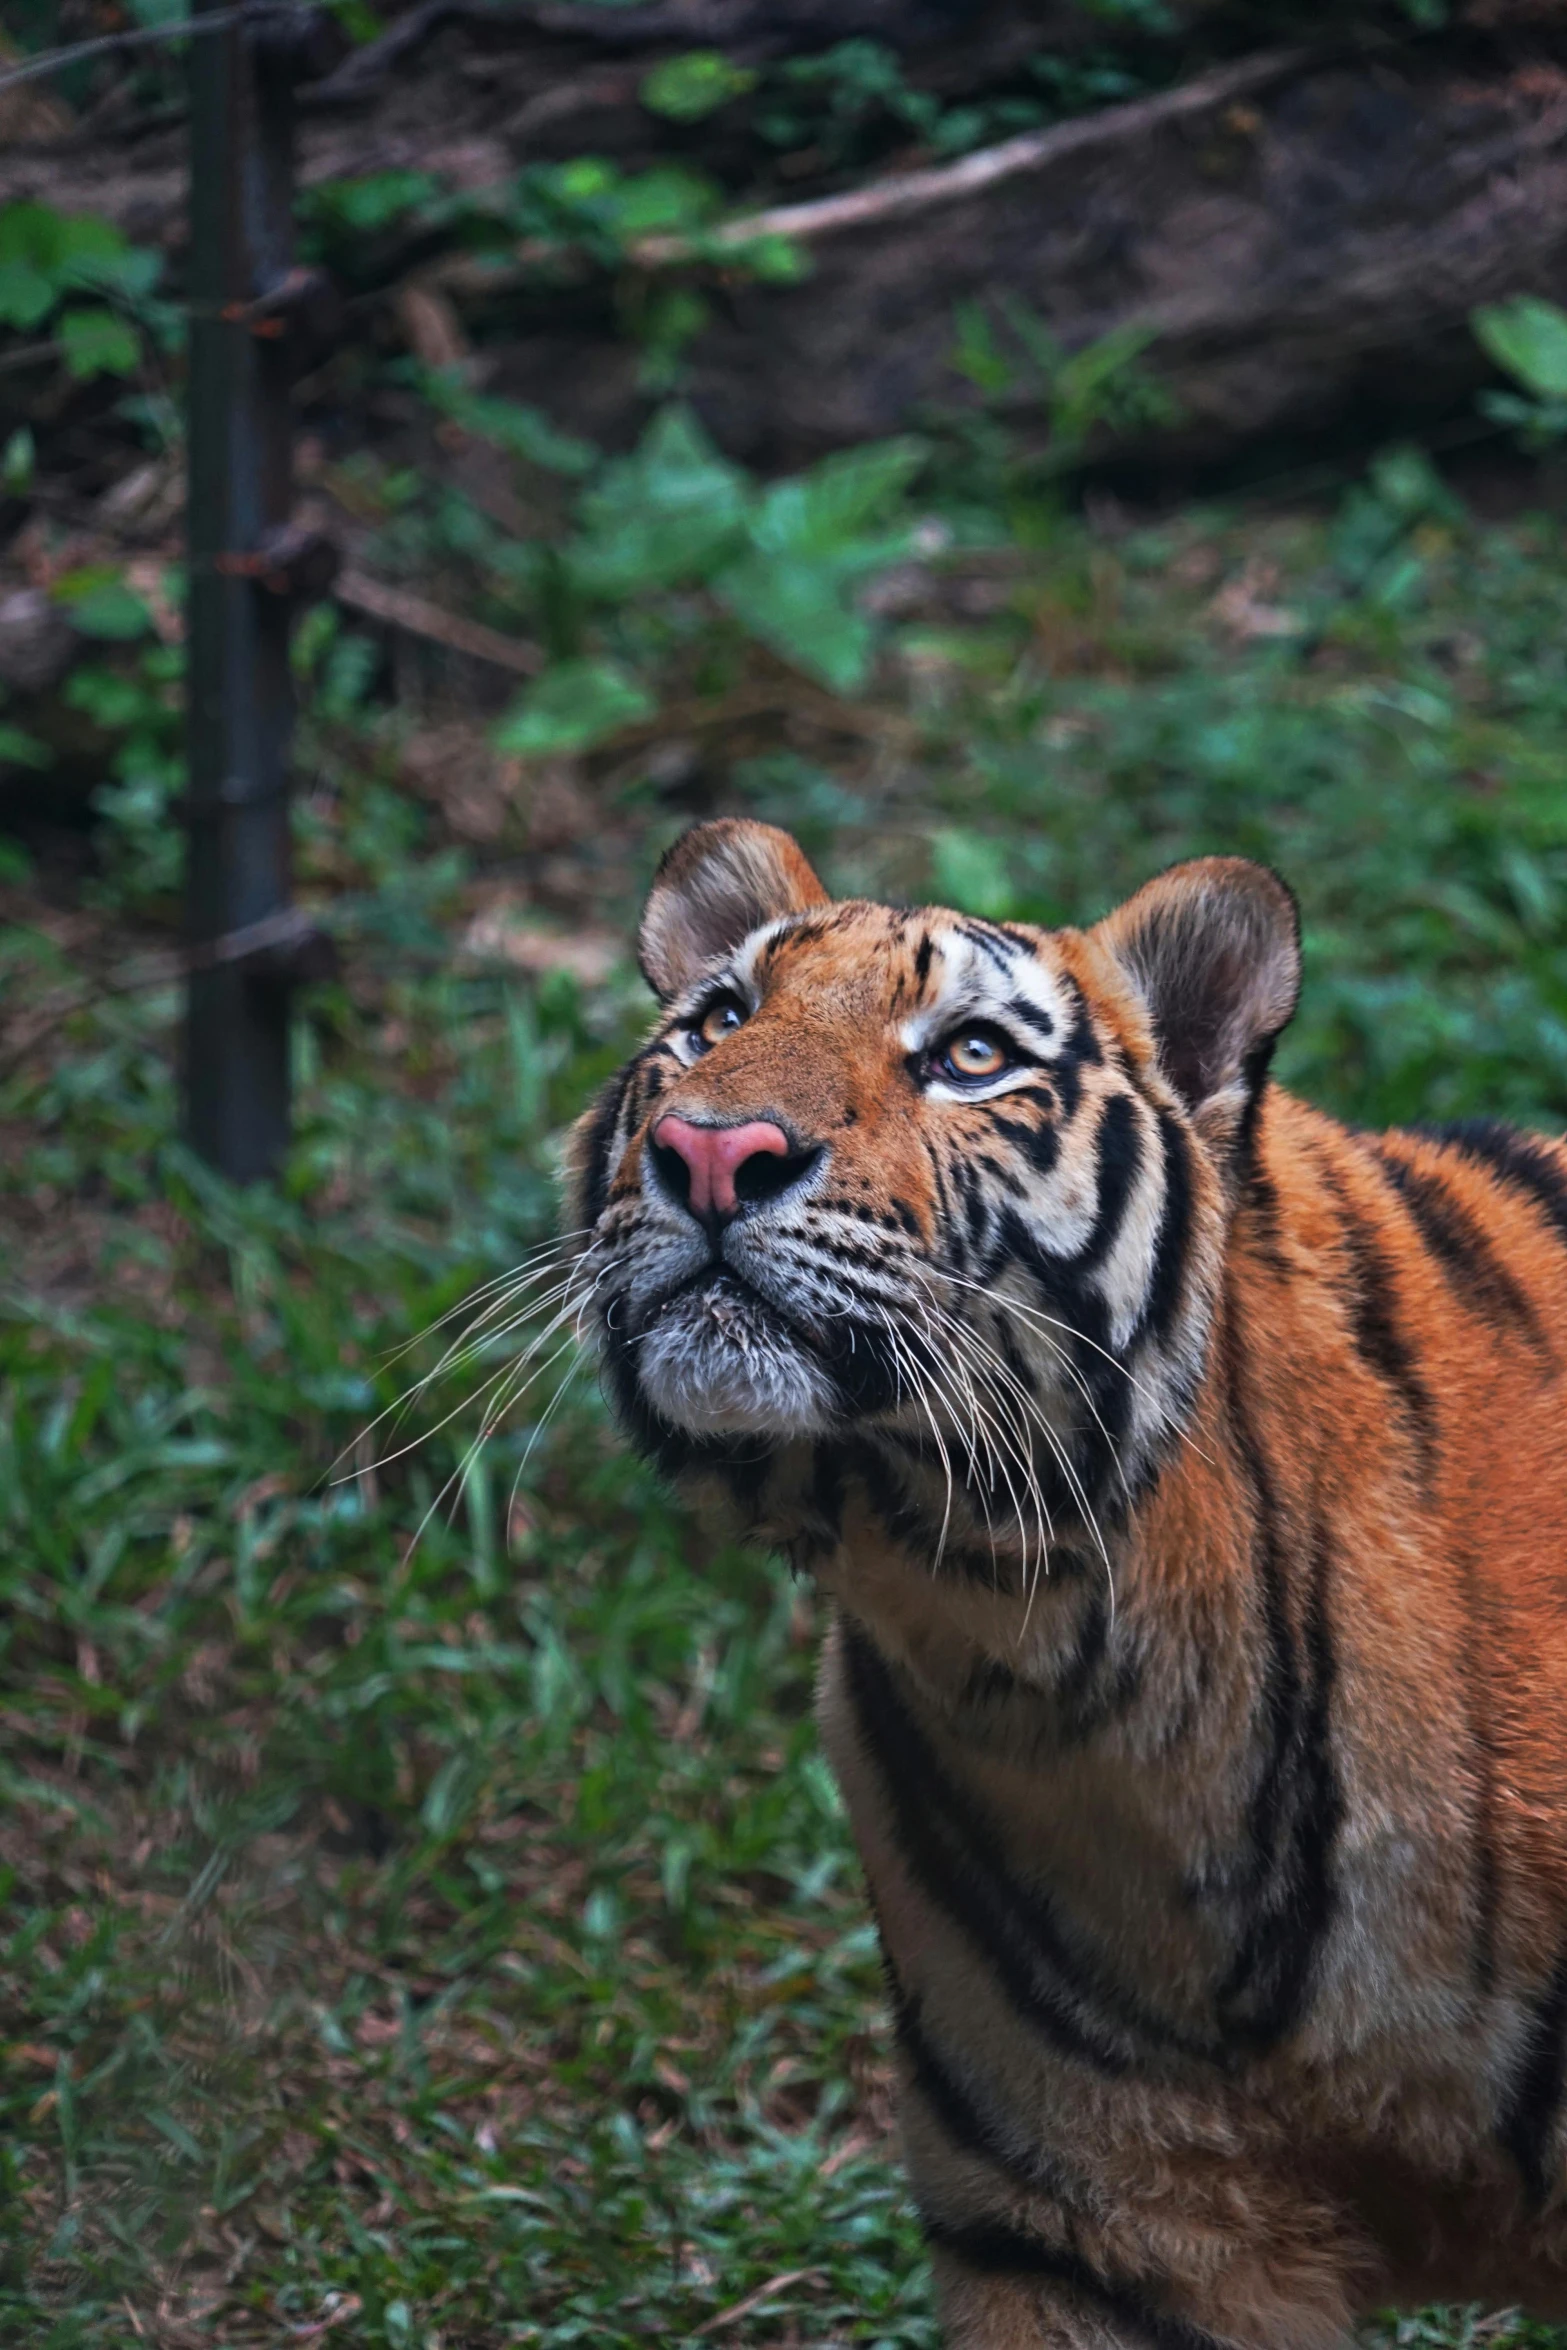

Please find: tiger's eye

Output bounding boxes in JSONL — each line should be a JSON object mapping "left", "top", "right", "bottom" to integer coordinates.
{"left": 695, "top": 998, "right": 747, "bottom": 1050}
{"left": 940, "top": 1030, "right": 1009, "bottom": 1081}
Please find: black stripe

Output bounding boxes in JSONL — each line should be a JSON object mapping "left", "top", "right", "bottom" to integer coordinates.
{"left": 993, "top": 1210, "right": 1123, "bottom": 1528}
{"left": 1004, "top": 992, "right": 1056, "bottom": 1042}
{"left": 925, "top": 1138, "right": 957, "bottom": 1243}
{"left": 845, "top": 1439, "right": 1018, "bottom": 1589}
{"left": 1215, "top": 1348, "right": 1299, "bottom": 2005}
{"left": 1139, "top": 1108, "right": 1194, "bottom": 1345}
{"left": 1371, "top": 1144, "right": 1545, "bottom": 1353}
{"left": 920, "top": 2217, "right": 1229, "bottom": 2350}
{"left": 1500, "top": 1938, "right": 1567, "bottom": 2205}
{"left": 1232, "top": 1035, "right": 1278, "bottom": 1177}
{"left": 1317, "top": 1166, "right": 1438, "bottom": 1485}
{"left": 953, "top": 1157, "right": 990, "bottom": 1254}
{"left": 1052, "top": 990, "right": 1102, "bottom": 1121}
{"left": 974, "top": 1151, "right": 1026, "bottom": 1198}
{"left": 913, "top": 930, "right": 934, "bottom": 988}
{"left": 956, "top": 921, "right": 1018, "bottom": 976}
{"left": 1216, "top": 1328, "right": 1342, "bottom": 2050}
{"left": 1053, "top": 1590, "right": 1143, "bottom": 1745}
{"left": 990, "top": 1112, "right": 1060, "bottom": 1178}
{"left": 842, "top": 1623, "right": 1130, "bottom": 2073}
{"left": 580, "top": 1065, "right": 632, "bottom": 1223}
{"left": 885, "top": 1972, "right": 1075, "bottom": 2199}
{"left": 786, "top": 1441, "right": 846, "bottom": 1569}
{"left": 719, "top": 1455, "right": 773, "bottom": 1525}
{"left": 843, "top": 1623, "right": 1214, "bottom": 2071}
{"left": 1076, "top": 1094, "right": 1141, "bottom": 1275}
{"left": 1425, "top": 1119, "right": 1567, "bottom": 1252}
{"left": 1238, "top": 1162, "right": 1291, "bottom": 1280}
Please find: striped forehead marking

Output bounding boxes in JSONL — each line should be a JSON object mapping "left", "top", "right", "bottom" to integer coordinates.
{"left": 719, "top": 908, "right": 1073, "bottom": 1056}
{"left": 898, "top": 923, "right": 1070, "bottom": 1055}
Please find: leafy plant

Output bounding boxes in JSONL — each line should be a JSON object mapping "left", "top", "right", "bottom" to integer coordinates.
{"left": 1473, "top": 295, "right": 1567, "bottom": 449}
{"left": 640, "top": 50, "right": 758, "bottom": 123}
{"left": 50, "top": 577, "right": 186, "bottom": 908}
{"left": 486, "top": 404, "right": 927, "bottom": 749}
{"left": 302, "top": 158, "right": 728, "bottom": 284}
{"left": 756, "top": 36, "right": 1053, "bottom": 167}
{"left": 952, "top": 296, "right": 1180, "bottom": 455}
{"left": 0, "top": 203, "right": 167, "bottom": 382}
{"left": 493, "top": 657, "right": 654, "bottom": 756}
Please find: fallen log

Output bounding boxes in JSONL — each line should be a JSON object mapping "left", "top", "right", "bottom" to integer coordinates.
{"left": 3, "top": 14, "right": 1567, "bottom": 473}
{"left": 454, "top": 40, "right": 1567, "bottom": 465}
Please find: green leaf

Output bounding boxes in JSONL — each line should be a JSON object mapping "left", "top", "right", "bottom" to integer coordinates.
{"left": 748, "top": 437, "right": 925, "bottom": 564}
{"left": 708, "top": 436, "right": 925, "bottom": 689}
{"left": 492, "top": 660, "right": 654, "bottom": 755}
{"left": 315, "top": 171, "right": 441, "bottom": 235}
{"left": 1472, "top": 296, "right": 1567, "bottom": 401}
{"left": 0, "top": 724, "right": 53, "bottom": 772}
{"left": 931, "top": 828, "right": 1018, "bottom": 920}
{"left": 725, "top": 230, "right": 811, "bottom": 285}
{"left": 420, "top": 376, "right": 598, "bottom": 476}
{"left": 0, "top": 208, "right": 146, "bottom": 332}
{"left": 0, "top": 263, "right": 57, "bottom": 332}
{"left": 571, "top": 405, "right": 749, "bottom": 597}
{"left": 551, "top": 158, "right": 617, "bottom": 206}
{"left": 1368, "top": 444, "right": 1459, "bottom": 525}
{"left": 1050, "top": 320, "right": 1170, "bottom": 446}
{"left": 61, "top": 580, "right": 155, "bottom": 641}
{"left": 951, "top": 300, "right": 1015, "bottom": 397}
{"left": 63, "top": 243, "right": 163, "bottom": 305}
{"left": 604, "top": 165, "right": 721, "bottom": 240}
{"left": 715, "top": 552, "right": 876, "bottom": 692}
{"left": 2, "top": 427, "right": 35, "bottom": 494}
{"left": 640, "top": 51, "right": 757, "bottom": 123}
{"left": 0, "top": 203, "right": 68, "bottom": 269}
{"left": 57, "top": 307, "right": 141, "bottom": 382}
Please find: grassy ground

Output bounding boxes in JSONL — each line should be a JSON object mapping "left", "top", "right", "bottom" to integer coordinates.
{"left": 7, "top": 446, "right": 1567, "bottom": 2345}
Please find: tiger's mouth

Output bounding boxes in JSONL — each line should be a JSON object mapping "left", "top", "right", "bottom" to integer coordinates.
{"left": 631, "top": 1266, "right": 841, "bottom": 1439}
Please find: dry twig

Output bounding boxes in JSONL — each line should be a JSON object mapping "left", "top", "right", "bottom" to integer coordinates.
{"left": 335, "top": 568, "right": 544, "bottom": 677}
{"left": 424, "top": 45, "right": 1309, "bottom": 299}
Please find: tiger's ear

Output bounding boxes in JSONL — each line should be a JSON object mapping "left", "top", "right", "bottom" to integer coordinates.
{"left": 637, "top": 819, "right": 830, "bottom": 1002}
{"left": 1092, "top": 858, "right": 1301, "bottom": 1119}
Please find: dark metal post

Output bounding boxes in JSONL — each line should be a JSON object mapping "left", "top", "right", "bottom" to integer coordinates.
{"left": 184, "top": 5, "right": 340, "bottom": 1182}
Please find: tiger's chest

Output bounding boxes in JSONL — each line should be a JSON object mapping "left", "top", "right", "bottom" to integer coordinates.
{"left": 814, "top": 1584, "right": 1518, "bottom": 2148}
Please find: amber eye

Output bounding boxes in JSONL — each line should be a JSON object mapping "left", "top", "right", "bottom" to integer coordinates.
{"left": 692, "top": 996, "right": 747, "bottom": 1052}
{"left": 935, "top": 1027, "right": 1012, "bottom": 1083}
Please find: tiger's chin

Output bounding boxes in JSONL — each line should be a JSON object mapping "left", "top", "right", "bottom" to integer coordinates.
{"left": 634, "top": 1274, "right": 838, "bottom": 1439}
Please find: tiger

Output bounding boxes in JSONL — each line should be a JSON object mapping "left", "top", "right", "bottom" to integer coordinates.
{"left": 564, "top": 815, "right": 1567, "bottom": 2348}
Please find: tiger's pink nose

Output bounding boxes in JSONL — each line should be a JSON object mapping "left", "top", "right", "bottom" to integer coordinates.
{"left": 652, "top": 1116, "right": 793, "bottom": 1223}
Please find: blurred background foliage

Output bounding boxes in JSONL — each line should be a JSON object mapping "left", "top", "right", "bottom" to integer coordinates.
{"left": 6, "top": 2, "right": 1567, "bottom": 2344}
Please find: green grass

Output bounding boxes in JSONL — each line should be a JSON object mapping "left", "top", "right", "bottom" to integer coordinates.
{"left": 7, "top": 449, "right": 1567, "bottom": 2344}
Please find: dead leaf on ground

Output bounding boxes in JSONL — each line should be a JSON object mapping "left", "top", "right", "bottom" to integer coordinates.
{"left": 396, "top": 283, "right": 471, "bottom": 373}
{"left": 1208, "top": 559, "right": 1303, "bottom": 642}
{"left": 459, "top": 901, "right": 622, "bottom": 987}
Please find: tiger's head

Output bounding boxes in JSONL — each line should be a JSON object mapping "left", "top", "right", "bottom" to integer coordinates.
{"left": 565, "top": 820, "right": 1299, "bottom": 1567}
